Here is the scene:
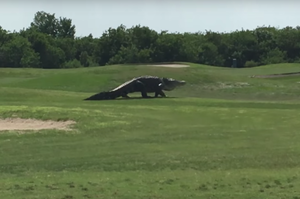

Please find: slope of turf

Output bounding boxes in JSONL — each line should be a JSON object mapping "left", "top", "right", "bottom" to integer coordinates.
{"left": 1, "top": 62, "right": 300, "bottom": 101}
{"left": 1, "top": 63, "right": 300, "bottom": 199}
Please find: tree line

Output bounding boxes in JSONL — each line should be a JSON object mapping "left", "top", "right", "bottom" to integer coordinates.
{"left": 0, "top": 11, "right": 300, "bottom": 69}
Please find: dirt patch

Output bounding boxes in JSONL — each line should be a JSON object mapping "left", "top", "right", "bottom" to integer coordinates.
{"left": 251, "top": 72, "right": 300, "bottom": 78}
{"left": 146, "top": 64, "right": 190, "bottom": 68}
{"left": 0, "top": 118, "right": 76, "bottom": 132}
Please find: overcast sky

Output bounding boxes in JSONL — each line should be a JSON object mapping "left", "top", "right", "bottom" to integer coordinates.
{"left": 0, "top": 1, "right": 299, "bottom": 37}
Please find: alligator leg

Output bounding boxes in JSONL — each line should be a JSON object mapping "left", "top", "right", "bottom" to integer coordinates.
{"left": 121, "top": 93, "right": 130, "bottom": 98}
{"left": 154, "top": 83, "right": 166, "bottom": 97}
{"left": 134, "top": 80, "right": 151, "bottom": 98}
{"left": 155, "top": 90, "right": 166, "bottom": 97}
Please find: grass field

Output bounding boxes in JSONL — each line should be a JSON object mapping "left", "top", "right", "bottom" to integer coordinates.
{"left": 1, "top": 63, "right": 300, "bottom": 199}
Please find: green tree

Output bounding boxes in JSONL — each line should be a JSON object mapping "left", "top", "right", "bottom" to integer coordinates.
{"left": 0, "top": 26, "right": 12, "bottom": 64}
{"left": 0, "top": 34, "right": 40, "bottom": 68}
{"left": 79, "top": 51, "right": 89, "bottom": 67}
{"left": 30, "top": 11, "right": 58, "bottom": 37}
{"left": 75, "top": 34, "right": 96, "bottom": 60}
{"left": 127, "top": 25, "right": 158, "bottom": 50}
{"left": 260, "top": 47, "right": 287, "bottom": 65}
{"left": 43, "top": 45, "right": 66, "bottom": 68}
{"left": 3, "top": 16, "right": 300, "bottom": 69}
{"left": 276, "top": 26, "right": 300, "bottom": 62}
{"left": 225, "top": 29, "right": 258, "bottom": 67}
{"left": 253, "top": 26, "right": 277, "bottom": 65}
{"left": 178, "top": 33, "right": 203, "bottom": 63}
{"left": 198, "top": 42, "right": 224, "bottom": 66}
{"left": 20, "top": 27, "right": 66, "bottom": 68}
{"left": 94, "top": 25, "right": 129, "bottom": 65}
{"left": 30, "top": 11, "right": 76, "bottom": 39}
{"left": 152, "top": 31, "right": 183, "bottom": 62}
{"left": 0, "top": 26, "right": 12, "bottom": 47}
{"left": 55, "top": 38, "right": 76, "bottom": 62}
{"left": 57, "top": 17, "right": 76, "bottom": 39}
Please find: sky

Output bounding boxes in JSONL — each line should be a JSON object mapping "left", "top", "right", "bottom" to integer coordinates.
{"left": 0, "top": 0, "right": 299, "bottom": 38}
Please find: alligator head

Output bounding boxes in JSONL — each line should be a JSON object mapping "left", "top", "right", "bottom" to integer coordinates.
{"left": 161, "top": 77, "right": 186, "bottom": 91}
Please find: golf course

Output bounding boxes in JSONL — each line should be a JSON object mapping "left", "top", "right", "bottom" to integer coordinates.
{"left": 1, "top": 62, "right": 300, "bottom": 199}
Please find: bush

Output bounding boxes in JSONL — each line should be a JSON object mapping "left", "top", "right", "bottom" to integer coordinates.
{"left": 244, "top": 60, "right": 258, "bottom": 67}
{"left": 62, "top": 59, "right": 82, "bottom": 68}
{"left": 87, "top": 56, "right": 98, "bottom": 67}
{"left": 260, "top": 47, "right": 287, "bottom": 65}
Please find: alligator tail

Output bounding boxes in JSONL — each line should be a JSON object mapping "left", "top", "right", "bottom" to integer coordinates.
{"left": 84, "top": 91, "right": 119, "bottom": 100}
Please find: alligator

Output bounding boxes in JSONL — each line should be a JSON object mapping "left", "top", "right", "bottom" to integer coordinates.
{"left": 84, "top": 75, "right": 186, "bottom": 100}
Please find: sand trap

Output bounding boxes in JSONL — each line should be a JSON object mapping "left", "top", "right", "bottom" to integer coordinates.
{"left": 0, "top": 118, "right": 76, "bottom": 132}
{"left": 147, "top": 64, "right": 190, "bottom": 68}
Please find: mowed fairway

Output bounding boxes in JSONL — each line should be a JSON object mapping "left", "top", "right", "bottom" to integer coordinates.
{"left": 1, "top": 63, "right": 300, "bottom": 198}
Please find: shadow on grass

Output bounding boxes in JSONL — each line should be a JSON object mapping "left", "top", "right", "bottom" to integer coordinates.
{"left": 83, "top": 96, "right": 179, "bottom": 101}
{"left": 117, "top": 96, "right": 178, "bottom": 100}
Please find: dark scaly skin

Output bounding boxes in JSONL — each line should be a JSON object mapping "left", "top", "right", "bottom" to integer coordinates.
{"left": 84, "top": 75, "right": 186, "bottom": 100}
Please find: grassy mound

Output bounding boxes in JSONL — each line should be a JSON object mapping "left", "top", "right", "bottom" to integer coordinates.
{"left": 1, "top": 62, "right": 300, "bottom": 101}
{"left": 1, "top": 63, "right": 300, "bottom": 198}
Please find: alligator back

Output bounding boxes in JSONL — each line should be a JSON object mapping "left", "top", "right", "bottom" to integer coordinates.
{"left": 111, "top": 75, "right": 162, "bottom": 93}
{"left": 111, "top": 78, "right": 137, "bottom": 92}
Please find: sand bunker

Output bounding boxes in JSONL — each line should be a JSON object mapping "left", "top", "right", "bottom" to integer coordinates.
{"left": 0, "top": 118, "right": 75, "bottom": 132}
{"left": 147, "top": 64, "right": 189, "bottom": 68}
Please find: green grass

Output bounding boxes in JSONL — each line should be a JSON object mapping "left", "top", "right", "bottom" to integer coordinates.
{"left": 1, "top": 63, "right": 300, "bottom": 198}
